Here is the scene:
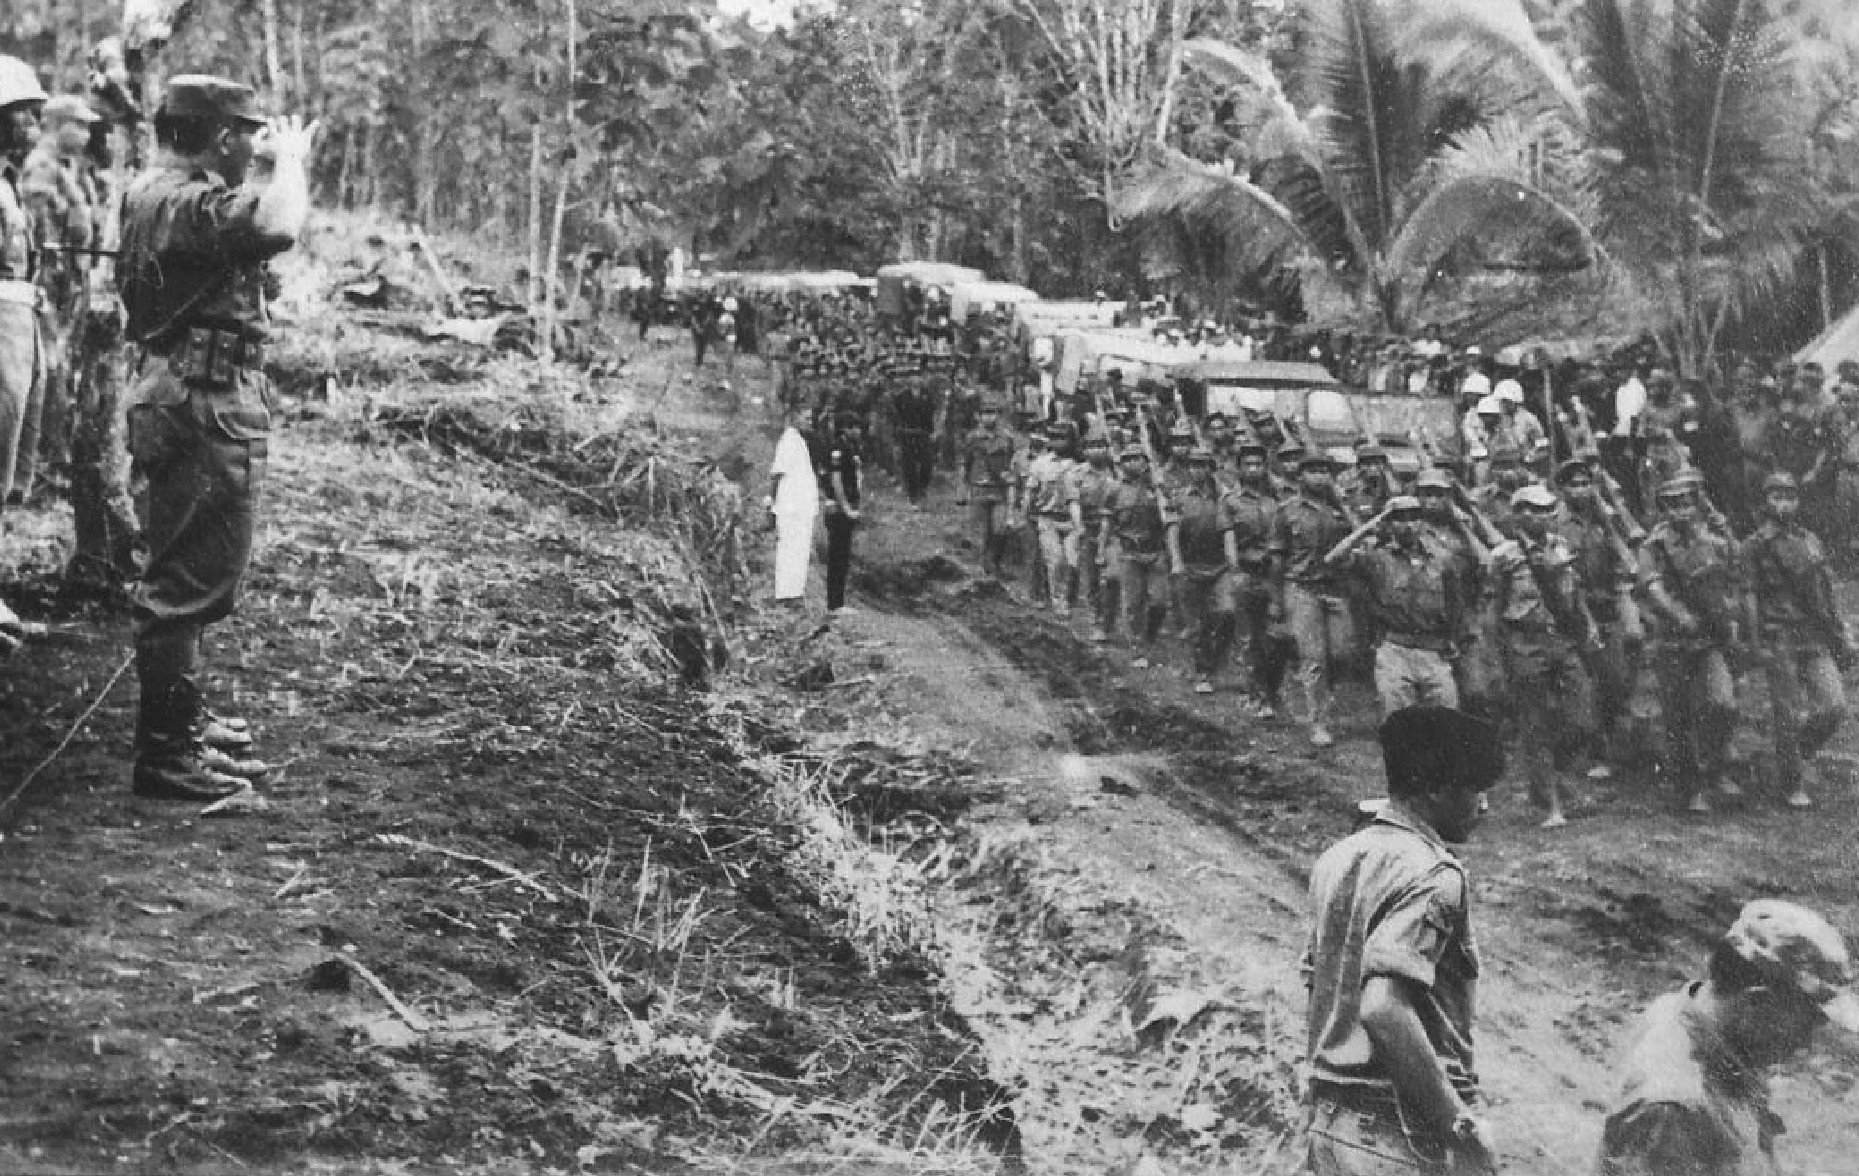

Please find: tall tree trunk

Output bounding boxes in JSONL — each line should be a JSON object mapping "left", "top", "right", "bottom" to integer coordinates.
{"left": 539, "top": 0, "right": 578, "bottom": 366}
{"left": 527, "top": 122, "right": 545, "bottom": 308}
{"left": 261, "top": 0, "right": 284, "bottom": 102}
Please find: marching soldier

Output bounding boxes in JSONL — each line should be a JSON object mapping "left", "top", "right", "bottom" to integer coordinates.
{"left": 0, "top": 56, "right": 46, "bottom": 653}
{"left": 1324, "top": 495, "right": 1469, "bottom": 715}
{"left": 1174, "top": 447, "right": 1237, "bottom": 694}
{"left": 893, "top": 357, "right": 939, "bottom": 505}
{"left": 1556, "top": 457, "right": 1649, "bottom": 776}
{"left": 117, "top": 77, "right": 318, "bottom": 800}
{"left": 1494, "top": 483, "right": 1599, "bottom": 828}
{"left": 1025, "top": 424, "right": 1082, "bottom": 617}
{"left": 1746, "top": 472, "right": 1851, "bottom": 809}
{"left": 1272, "top": 452, "right": 1354, "bottom": 747}
{"left": 1074, "top": 432, "right": 1121, "bottom": 642}
{"left": 959, "top": 399, "right": 1017, "bottom": 577}
{"left": 1638, "top": 478, "right": 1748, "bottom": 814}
{"left": 1225, "top": 439, "right": 1286, "bottom": 716}
{"left": 1107, "top": 443, "right": 1181, "bottom": 667}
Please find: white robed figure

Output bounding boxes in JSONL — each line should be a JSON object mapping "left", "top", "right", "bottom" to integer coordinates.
{"left": 768, "top": 419, "right": 818, "bottom": 603}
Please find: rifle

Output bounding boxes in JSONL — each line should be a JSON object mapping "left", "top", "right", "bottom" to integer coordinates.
{"left": 1560, "top": 397, "right": 1648, "bottom": 544}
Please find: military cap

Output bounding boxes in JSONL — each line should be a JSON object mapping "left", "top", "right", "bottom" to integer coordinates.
{"left": 1724, "top": 900, "right": 1859, "bottom": 1032}
{"left": 43, "top": 95, "right": 101, "bottom": 127}
{"left": 1185, "top": 447, "right": 1216, "bottom": 464}
{"left": 159, "top": 75, "right": 266, "bottom": 125}
{"left": 1204, "top": 411, "right": 1231, "bottom": 428}
{"left": 1511, "top": 483, "right": 1557, "bottom": 511}
{"left": 1379, "top": 704, "right": 1505, "bottom": 796}
{"left": 1655, "top": 476, "right": 1697, "bottom": 500}
{"left": 1414, "top": 468, "right": 1456, "bottom": 492}
{"left": 1298, "top": 451, "right": 1339, "bottom": 470}
{"left": 1118, "top": 443, "right": 1149, "bottom": 460}
{"left": 1235, "top": 439, "right": 1269, "bottom": 459}
{"left": 1487, "top": 446, "right": 1523, "bottom": 467}
{"left": 1763, "top": 471, "right": 1800, "bottom": 494}
{"left": 1555, "top": 457, "right": 1594, "bottom": 483}
{"left": 1081, "top": 432, "right": 1112, "bottom": 448}
{"left": 1385, "top": 494, "right": 1422, "bottom": 515}
{"left": 1276, "top": 440, "right": 1307, "bottom": 463}
{"left": 1168, "top": 418, "right": 1195, "bottom": 438}
{"left": 977, "top": 399, "right": 1001, "bottom": 413}
{"left": 1355, "top": 442, "right": 1388, "bottom": 463}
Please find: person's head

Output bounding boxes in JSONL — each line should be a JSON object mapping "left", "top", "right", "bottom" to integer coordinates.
{"left": 1557, "top": 459, "right": 1597, "bottom": 509}
{"left": 1476, "top": 395, "right": 1502, "bottom": 424}
{"left": 1415, "top": 468, "right": 1456, "bottom": 521}
{"left": 1494, "top": 380, "right": 1525, "bottom": 414}
{"left": 978, "top": 402, "right": 1001, "bottom": 429}
{"left": 1205, "top": 413, "right": 1233, "bottom": 447}
{"left": 153, "top": 75, "right": 267, "bottom": 184}
{"left": 1082, "top": 434, "right": 1112, "bottom": 468}
{"left": 40, "top": 95, "right": 99, "bottom": 157}
{"left": 1511, "top": 483, "right": 1559, "bottom": 538}
{"left": 1490, "top": 449, "right": 1526, "bottom": 492}
{"left": 0, "top": 56, "right": 47, "bottom": 161}
{"left": 1800, "top": 362, "right": 1826, "bottom": 398}
{"left": 1167, "top": 420, "right": 1195, "bottom": 458}
{"left": 1237, "top": 441, "right": 1269, "bottom": 486}
{"left": 1656, "top": 479, "right": 1698, "bottom": 530}
{"left": 1186, "top": 447, "right": 1216, "bottom": 488}
{"left": 1385, "top": 495, "right": 1424, "bottom": 548}
{"left": 1707, "top": 900, "right": 1859, "bottom": 1068}
{"left": 1379, "top": 705, "right": 1504, "bottom": 843}
{"left": 1763, "top": 471, "right": 1801, "bottom": 525}
{"left": 1118, "top": 445, "right": 1148, "bottom": 480}
{"left": 1297, "top": 453, "right": 1336, "bottom": 494}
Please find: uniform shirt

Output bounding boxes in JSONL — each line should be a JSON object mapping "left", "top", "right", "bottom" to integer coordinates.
{"left": 963, "top": 425, "right": 1016, "bottom": 493}
{"left": 118, "top": 164, "right": 287, "bottom": 345}
{"left": 1640, "top": 524, "right": 1742, "bottom": 641}
{"left": 1594, "top": 984, "right": 1780, "bottom": 1176}
{"left": 20, "top": 145, "right": 97, "bottom": 254}
{"left": 1273, "top": 493, "right": 1351, "bottom": 589}
{"left": 816, "top": 435, "right": 861, "bottom": 509}
{"left": 1174, "top": 483, "right": 1232, "bottom": 570}
{"left": 1305, "top": 801, "right": 1481, "bottom": 1100}
{"left": 0, "top": 160, "right": 33, "bottom": 282}
{"left": 894, "top": 381, "right": 938, "bottom": 432}
{"left": 1026, "top": 453, "right": 1079, "bottom": 518}
{"left": 1223, "top": 483, "right": 1278, "bottom": 571}
{"left": 1109, "top": 479, "right": 1173, "bottom": 555}
{"left": 1075, "top": 464, "right": 1120, "bottom": 526}
{"left": 1559, "top": 506, "right": 1633, "bottom": 620}
{"left": 1342, "top": 536, "right": 1464, "bottom": 642}
{"left": 1493, "top": 533, "right": 1591, "bottom": 641}
{"left": 1745, "top": 520, "right": 1835, "bottom": 635}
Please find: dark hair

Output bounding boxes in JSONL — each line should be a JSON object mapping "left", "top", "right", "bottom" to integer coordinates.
{"left": 153, "top": 112, "right": 221, "bottom": 154}
{"left": 1708, "top": 940, "right": 1767, "bottom": 996}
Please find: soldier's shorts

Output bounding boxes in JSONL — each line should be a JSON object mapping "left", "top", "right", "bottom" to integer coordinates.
{"left": 1308, "top": 1098, "right": 1452, "bottom": 1175}
{"left": 1373, "top": 639, "right": 1458, "bottom": 715}
{"left": 0, "top": 296, "right": 41, "bottom": 505}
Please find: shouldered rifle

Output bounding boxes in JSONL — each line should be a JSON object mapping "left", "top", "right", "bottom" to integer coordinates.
{"left": 1563, "top": 398, "right": 1648, "bottom": 544}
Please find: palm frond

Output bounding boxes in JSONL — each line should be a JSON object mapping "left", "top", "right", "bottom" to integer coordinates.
{"left": 1667, "top": 0, "right": 1798, "bottom": 212}
{"left": 1384, "top": 174, "right": 1600, "bottom": 304}
{"left": 1390, "top": 0, "right": 1585, "bottom": 125}
{"left": 1113, "top": 150, "right": 1314, "bottom": 276}
{"left": 1578, "top": 0, "right": 1676, "bottom": 177}
{"left": 1179, "top": 38, "right": 1320, "bottom": 166}
{"left": 1302, "top": 0, "right": 1413, "bottom": 254}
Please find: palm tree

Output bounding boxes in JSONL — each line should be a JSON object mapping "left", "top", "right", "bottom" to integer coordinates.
{"left": 1116, "top": 0, "right": 1599, "bottom": 334}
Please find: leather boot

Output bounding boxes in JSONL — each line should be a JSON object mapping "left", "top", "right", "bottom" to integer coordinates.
{"left": 134, "top": 745, "right": 248, "bottom": 801}
{"left": 199, "top": 743, "right": 272, "bottom": 779}
{"left": 133, "top": 641, "right": 243, "bottom": 801}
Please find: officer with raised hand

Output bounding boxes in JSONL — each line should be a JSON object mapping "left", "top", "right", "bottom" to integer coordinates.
{"left": 0, "top": 54, "right": 46, "bottom": 656}
{"left": 117, "top": 76, "right": 318, "bottom": 800}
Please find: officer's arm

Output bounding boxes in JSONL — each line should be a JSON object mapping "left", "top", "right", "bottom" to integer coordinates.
{"left": 1223, "top": 527, "right": 1239, "bottom": 572}
{"left": 250, "top": 116, "right": 318, "bottom": 245}
{"left": 1359, "top": 976, "right": 1471, "bottom": 1140}
{"left": 1324, "top": 509, "right": 1387, "bottom": 566}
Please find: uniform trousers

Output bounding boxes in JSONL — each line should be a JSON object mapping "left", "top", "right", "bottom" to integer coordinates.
{"left": 823, "top": 510, "right": 856, "bottom": 611}
{"left": 1035, "top": 516, "right": 1075, "bottom": 612}
{"left": 0, "top": 299, "right": 40, "bottom": 506}
{"left": 1373, "top": 640, "right": 1459, "bottom": 715}
{"left": 1287, "top": 584, "right": 1354, "bottom": 730}
{"left": 1655, "top": 643, "right": 1736, "bottom": 798}
{"left": 1505, "top": 632, "right": 1595, "bottom": 808}
{"left": 127, "top": 361, "right": 268, "bottom": 750}
{"left": 1308, "top": 1099, "right": 1455, "bottom": 1176}
{"left": 898, "top": 428, "right": 935, "bottom": 501}
{"left": 1177, "top": 566, "right": 1236, "bottom": 676}
{"left": 1764, "top": 637, "right": 1844, "bottom": 784}
{"left": 1234, "top": 570, "right": 1288, "bottom": 703}
{"left": 1119, "top": 550, "right": 1169, "bottom": 644}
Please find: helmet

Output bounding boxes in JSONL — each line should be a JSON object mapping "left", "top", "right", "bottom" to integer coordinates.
{"left": 1494, "top": 379, "right": 1525, "bottom": 404}
{"left": 1555, "top": 458, "right": 1594, "bottom": 484}
{"left": 1236, "top": 440, "right": 1269, "bottom": 460}
{"left": 1725, "top": 900, "right": 1859, "bottom": 1032}
{"left": 1763, "top": 471, "right": 1800, "bottom": 494}
{"left": 1355, "top": 442, "right": 1388, "bottom": 463}
{"left": 1386, "top": 495, "right": 1422, "bottom": 515}
{"left": 1475, "top": 395, "right": 1502, "bottom": 415}
{"left": 0, "top": 56, "right": 47, "bottom": 109}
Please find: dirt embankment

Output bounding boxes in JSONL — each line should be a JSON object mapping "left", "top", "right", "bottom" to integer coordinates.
{"left": 0, "top": 339, "right": 1008, "bottom": 1173}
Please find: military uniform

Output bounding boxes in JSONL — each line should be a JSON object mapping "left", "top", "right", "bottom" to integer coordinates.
{"left": 1173, "top": 472, "right": 1235, "bottom": 685}
{"left": 1075, "top": 446, "right": 1121, "bottom": 639}
{"left": 1340, "top": 530, "right": 1465, "bottom": 715}
{"left": 1638, "top": 517, "right": 1743, "bottom": 808}
{"left": 1746, "top": 500, "right": 1848, "bottom": 804}
{"left": 118, "top": 76, "right": 294, "bottom": 797}
{"left": 0, "top": 71, "right": 44, "bottom": 510}
{"left": 892, "top": 369, "right": 939, "bottom": 503}
{"left": 1025, "top": 439, "right": 1080, "bottom": 614}
{"left": 1492, "top": 521, "right": 1597, "bottom": 819}
{"left": 1558, "top": 495, "right": 1650, "bottom": 766}
{"left": 1223, "top": 474, "right": 1285, "bottom": 710}
{"left": 1108, "top": 465, "right": 1176, "bottom": 650}
{"left": 962, "top": 416, "right": 1016, "bottom": 575}
{"left": 1273, "top": 483, "right": 1354, "bottom": 742}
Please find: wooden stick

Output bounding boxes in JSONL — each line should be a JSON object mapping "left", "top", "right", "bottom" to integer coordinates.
{"left": 376, "top": 833, "right": 559, "bottom": 902}
{"left": 343, "top": 957, "right": 431, "bottom": 1033}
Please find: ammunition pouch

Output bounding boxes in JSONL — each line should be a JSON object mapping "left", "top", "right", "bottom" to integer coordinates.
{"left": 168, "top": 325, "right": 265, "bottom": 391}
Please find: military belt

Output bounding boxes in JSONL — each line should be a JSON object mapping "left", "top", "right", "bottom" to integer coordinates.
{"left": 1383, "top": 631, "right": 1452, "bottom": 653}
{"left": 163, "top": 326, "right": 266, "bottom": 390}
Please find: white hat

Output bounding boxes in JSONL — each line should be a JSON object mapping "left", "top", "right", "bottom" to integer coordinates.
{"left": 1464, "top": 345, "right": 1482, "bottom": 356}
{"left": 1494, "top": 379, "right": 1524, "bottom": 404}
{"left": 1475, "top": 395, "right": 1502, "bottom": 415}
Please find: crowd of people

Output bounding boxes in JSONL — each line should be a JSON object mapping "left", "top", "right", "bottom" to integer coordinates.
{"left": 765, "top": 284, "right": 1855, "bottom": 828}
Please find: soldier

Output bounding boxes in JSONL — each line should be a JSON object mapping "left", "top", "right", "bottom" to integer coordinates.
{"left": 1174, "top": 447, "right": 1237, "bottom": 694}
{"left": 1025, "top": 424, "right": 1082, "bottom": 617}
{"left": 1305, "top": 705, "right": 1505, "bottom": 1176}
{"left": 1638, "top": 478, "right": 1748, "bottom": 814}
{"left": 0, "top": 56, "right": 44, "bottom": 654}
{"left": 1272, "top": 452, "right": 1354, "bottom": 747}
{"left": 1596, "top": 900, "right": 1859, "bottom": 1175}
{"left": 1011, "top": 426, "right": 1051, "bottom": 602}
{"left": 1225, "top": 439, "right": 1286, "bottom": 716}
{"left": 1343, "top": 442, "right": 1393, "bottom": 517}
{"left": 818, "top": 410, "right": 864, "bottom": 616}
{"left": 1324, "top": 495, "right": 1469, "bottom": 715}
{"left": 117, "top": 77, "right": 317, "bottom": 800}
{"left": 1470, "top": 447, "right": 1529, "bottom": 538}
{"left": 1074, "top": 432, "right": 1121, "bottom": 642}
{"left": 893, "top": 357, "right": 939, "bottom": 504}
{"left": 1493, "top": 483, "right": 1599, "bottom": 828}
{"left": 18, "top": 94, "right": 104, "bottom": 500}
{"left": 1107, "top": 443, "right": 1182, "bottom": 667}
{"left": 1556, "top": 457, "right": 1649, "bottom": 777}
{"left": 1746, "top": 472, "right": 1851, "bottom": 809}
{"left": 959, "top": 399, "right": 1016, "bottom": 577}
